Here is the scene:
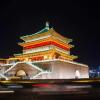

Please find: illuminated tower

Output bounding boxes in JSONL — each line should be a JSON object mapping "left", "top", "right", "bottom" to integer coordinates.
{"left": 0, "top": 22, "right": 89, "bottom": 80}
{"left": 16, "top": 22, "right": 77, "bottom": 61}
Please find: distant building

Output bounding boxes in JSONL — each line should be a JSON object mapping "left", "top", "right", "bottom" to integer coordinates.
{"left": 89, "top": 66, "right": 100, "bottom": 78}
{"left": 0, "top": 22, "right": 89, "bottom": 80}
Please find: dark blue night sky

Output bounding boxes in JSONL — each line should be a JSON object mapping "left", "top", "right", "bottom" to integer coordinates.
{"left": 0, "top": 0, "right": 100, "bottom": 68}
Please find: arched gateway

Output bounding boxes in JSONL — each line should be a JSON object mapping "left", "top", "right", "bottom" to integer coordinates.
{"left": 16, "top": 70, "right": 27, "bottom": 77}
{"left": 4, "top": 62, "right": 43, "bottom": 79}
{"left": 75, "top": 70, "right": 80, "bottom": 79}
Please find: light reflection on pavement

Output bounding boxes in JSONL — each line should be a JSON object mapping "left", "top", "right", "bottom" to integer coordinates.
{"left": 1, "top": 84, "right": 100, "bottom": 100}
{"left": 1, "top": 79, "right": 100, "bottom": 100}
{"left": 31, "top": 84, "right": 91, "bottom": 94}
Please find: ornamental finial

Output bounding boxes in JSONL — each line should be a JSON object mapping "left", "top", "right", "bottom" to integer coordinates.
{"left": 45, "top": 21, "right": 49, "bottom": 30}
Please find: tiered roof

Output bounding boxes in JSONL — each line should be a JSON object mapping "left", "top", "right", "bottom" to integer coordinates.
{"left": 19, "top": 22, "right": 72, "bottom": 44}
{"left": 16, "top": 22, "right": 77, "bottom": 61}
